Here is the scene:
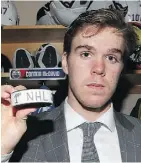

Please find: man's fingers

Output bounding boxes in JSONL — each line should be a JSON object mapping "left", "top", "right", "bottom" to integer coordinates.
{"left": 14, "top": 85, "right": 27, "bottom": 91}
{"left": 15, "top": 108, "right": 37, "bottom": 120}
{"left": 1, "top": 85, "right": 27, "bottom": 104}
{"left": 1, "top": 85, "right": 15, "bottom": 98}
{"left": 1, "top": 85, "right": 15, "bottom": 93}
{"left": 1, "top": 92, "right": 11, "bottom": 100}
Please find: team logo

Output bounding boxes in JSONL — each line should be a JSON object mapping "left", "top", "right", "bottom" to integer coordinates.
{"left": 10, "top": 70, "right": 21, "bottom": 79}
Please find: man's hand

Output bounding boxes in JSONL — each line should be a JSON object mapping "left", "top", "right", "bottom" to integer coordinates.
{"left": 1, "top": 85, "right": 36, "bottom": 155}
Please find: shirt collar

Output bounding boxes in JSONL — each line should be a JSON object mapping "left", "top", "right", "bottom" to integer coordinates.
{"left": 64, "top": 97, "right": 115, "bottom": 132}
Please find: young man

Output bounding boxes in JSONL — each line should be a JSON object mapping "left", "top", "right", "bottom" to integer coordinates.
{"left": 1, "top": 8, "right": 141, "bottom": 162}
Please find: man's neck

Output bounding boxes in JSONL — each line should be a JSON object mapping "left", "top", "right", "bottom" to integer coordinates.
{"left": 67, "top": 97, "right": 111, "bottom": 122}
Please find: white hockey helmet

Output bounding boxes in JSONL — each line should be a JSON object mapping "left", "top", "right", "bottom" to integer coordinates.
{"left": 1, "top": 0, "right": 20, "bottom": 25}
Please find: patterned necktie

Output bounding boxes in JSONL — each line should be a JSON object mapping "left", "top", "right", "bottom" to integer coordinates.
{"left": 80, "top": 122, "right": 102, "bottom": 162}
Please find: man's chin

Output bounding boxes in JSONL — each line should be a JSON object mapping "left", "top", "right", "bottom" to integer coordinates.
{"left": 81, "top": 100, "right": 111, "bottom": 112}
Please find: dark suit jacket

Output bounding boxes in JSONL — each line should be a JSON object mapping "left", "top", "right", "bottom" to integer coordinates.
{"left": 10, "top": 102, "right": 141, "bottom": 162}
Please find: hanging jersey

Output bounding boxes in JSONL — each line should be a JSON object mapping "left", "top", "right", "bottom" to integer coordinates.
{"left": 88, "top": 1, "right": 141, "bottom": 22}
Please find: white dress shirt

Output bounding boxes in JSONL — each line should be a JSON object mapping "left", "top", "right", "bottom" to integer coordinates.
{"left": 64, "top": 98, "right": 122, "bottom": 163}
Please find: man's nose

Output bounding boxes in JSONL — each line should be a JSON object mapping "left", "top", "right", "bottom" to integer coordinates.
{"left": 90, "top": 58, "right": 106, "bottom": 76}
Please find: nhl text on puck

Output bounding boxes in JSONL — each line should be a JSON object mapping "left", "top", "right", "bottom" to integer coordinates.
{"left": 11, "top": 89, "right": 53, "bottom": 108}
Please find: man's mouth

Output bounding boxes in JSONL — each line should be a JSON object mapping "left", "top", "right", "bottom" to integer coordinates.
{"left": 87, "top": 83, "right": 105, "bottom": 88}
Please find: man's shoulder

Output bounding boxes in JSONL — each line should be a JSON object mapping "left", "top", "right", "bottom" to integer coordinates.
{"left": 115, "top": 111, "right": 141, "bottom": 130}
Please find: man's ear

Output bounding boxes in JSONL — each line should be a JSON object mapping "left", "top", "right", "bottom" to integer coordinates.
{"left": 62, "top": 52, "right": 68, "bottom": 74}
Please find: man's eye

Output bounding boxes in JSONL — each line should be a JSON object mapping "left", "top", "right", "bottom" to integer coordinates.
{"left": 81, "top": 52, "right": 91, "bottom": 58}
{"left": 106, "top": 55, "right": 118, "bottom": 63}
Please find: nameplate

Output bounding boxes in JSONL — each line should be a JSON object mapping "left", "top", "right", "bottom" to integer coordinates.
{"left": 9, "top": 68, "right": 66, "bottom": 80}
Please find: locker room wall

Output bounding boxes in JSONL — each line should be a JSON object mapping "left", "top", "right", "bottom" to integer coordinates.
{"left": 14, "top": 1, "right": 47, "bottom": 25}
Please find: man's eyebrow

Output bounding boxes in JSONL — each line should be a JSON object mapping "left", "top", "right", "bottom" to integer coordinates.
{"left": 74, "top": 46, "right": 123, "bottom": 56}
{"left": 107, "top": 48, "right": 123, "bottom": 55}
{"left": 75, "top": 45, "right": 96, "bottom": 51}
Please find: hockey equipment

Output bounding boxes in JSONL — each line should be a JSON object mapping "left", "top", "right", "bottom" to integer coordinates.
{"left": 13, "top": 48, "right": 35, "bottom": 68}
{"left": 35, "top": 43, "right": 61, "bottom": 68}
{"left": 11, "top": 88, "right": 53, "bottom": 108}
{"left": 127, "top": 22, "right": 141, "bottom": 70}
{"left": 109, "top": 1, "right": 141, "bottom": 22}
{"left": 36, "top": 0, "right": 92, "bottom": 26}
{"left": 88, "top": 1, "right": 141, "bottom": 23}
{"left": 1, "top": 54, "right": 12, "bottom": 72}
{"left": 1, "top": 0, "right": 19, "bottom": 25}
{"left": 49, "top": 0, "right": 92, "bottom": 26}
{"left": 36, "top": 1, "right": 57, "bottom": 25}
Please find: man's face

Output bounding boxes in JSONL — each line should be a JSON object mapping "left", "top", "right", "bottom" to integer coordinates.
{"left": 62, "top": 26, "right": 125, "bottom": 110}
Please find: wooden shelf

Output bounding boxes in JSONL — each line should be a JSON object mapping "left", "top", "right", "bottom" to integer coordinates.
{"left": 1, "top": 25, "right": 67, "bottom": 43}
{"left": 1, "top": 73, "right": 9, "bottom": 77}
{"left": 129, "top": 85, "right": 141, "bottom": 94}
{"left": 126, "top": 70, "right": 141, "bottom": 74}
{"left": 2, "top": 25, "right": 65, "bottom": 30}
{"left": 124, "top": 73, "right": 141, "bottom": 85}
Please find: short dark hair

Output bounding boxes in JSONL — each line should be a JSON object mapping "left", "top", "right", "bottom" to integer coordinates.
{"left": 63, "top": 8, "right": 137, "bottom": 59}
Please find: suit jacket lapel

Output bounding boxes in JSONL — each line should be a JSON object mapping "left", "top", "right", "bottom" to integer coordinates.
{"left": 114, "top": 112, "right": 136, "bottom": 162}
{"left": 40, "top": 103, "right": 70, "bottom": 162}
